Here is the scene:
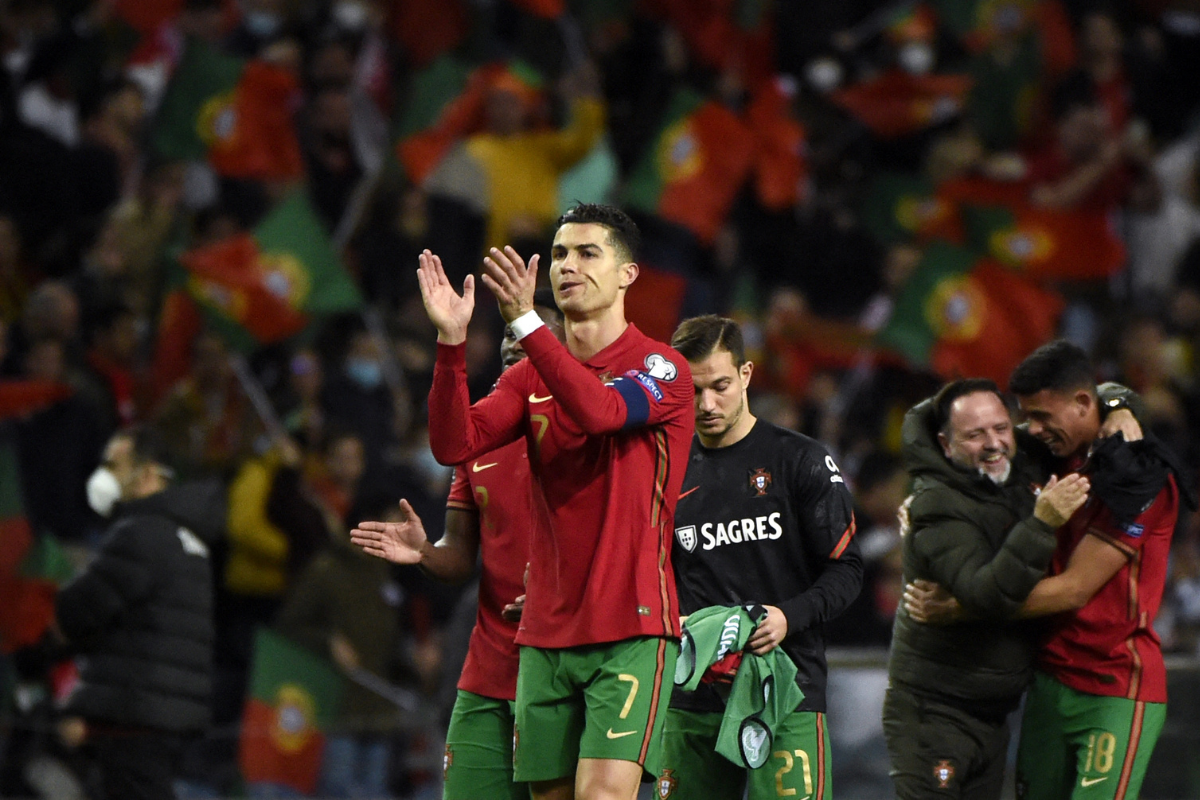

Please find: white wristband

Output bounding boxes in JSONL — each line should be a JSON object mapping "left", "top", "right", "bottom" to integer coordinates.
{"left": 508, "top": 309, "right": 545, "bottom": 341}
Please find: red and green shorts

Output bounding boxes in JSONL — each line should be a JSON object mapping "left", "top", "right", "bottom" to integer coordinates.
{"left": 1015, "top": 672, "right": 1166, "bottom": 800}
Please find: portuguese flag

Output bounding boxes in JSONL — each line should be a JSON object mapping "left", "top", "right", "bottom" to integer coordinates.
{"left": 151, "top": 37, "right": 243, "bottom": 161}
{"left": 178, "top": 190, "right": 364, "bottom": 350}
{"left": 0, "top": 438, "right": 74, "bottom": 653}
{"left": 152, "top": 40, "right": 303, "bottom": 181}
{"left": 623, "top": 88, "right": 754, "bottom": 244}
{"left": 240, "top": 629, "right": 345, "bottom": 795}
{"left": 878, "top": 242, "right": 1064, "bottom": 385}
{"left": 395, "top": 58, "right": 544, "bottom": 185}
{"left": 862, "top": 173, "right": 963, "bottom": 246}
{"left": 960, "top": 204, "right": 1126, "bottom": 281}
{"left": 831, "top": 70, "right": 973, "bottom": 140}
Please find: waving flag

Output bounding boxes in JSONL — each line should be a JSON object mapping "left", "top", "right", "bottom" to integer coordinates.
{"left": 878, "top": 242, "right": 1064, "bottom": 384}
{"left": 624, "top": 89, "right": 754, "bottom": 243}
{"left": 832, "top": 70, "right": 973, "bottom": 139}
{"left": 152, "top": 41, "right": 303, "bottom": 180}
{"left": 240, "top": 629, "right": 345, "bottom": 795}
{"left": 960, "top": 204, "right": 1126, "bottom": 281}
{"left": 178, "top": 191, "right": 363, "bottom": 351}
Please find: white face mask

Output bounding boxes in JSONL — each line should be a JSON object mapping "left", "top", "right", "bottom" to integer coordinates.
{"left": 87, "top": 467, "right": 122, "bottom": 517}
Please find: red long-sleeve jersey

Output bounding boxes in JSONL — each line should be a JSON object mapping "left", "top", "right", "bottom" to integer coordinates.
{"left": 1039, "top": 477, "right": 1180, "bottom": 702}
{"left": 446, "top": 438, "right": 543, "bottom": 700}
{"left": 429, "top": 324, "right": 694, "bottom": 647}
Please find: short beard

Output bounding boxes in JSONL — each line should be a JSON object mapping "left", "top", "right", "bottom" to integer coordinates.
{"left": 978, "top": 461, "right": 1012, "bottom": 485}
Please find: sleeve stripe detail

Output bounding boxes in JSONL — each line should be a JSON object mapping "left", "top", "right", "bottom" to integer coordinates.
{"left": 830, "top": 515, "right": 857, "bottom": 559}
{"left": 1087, "top": 526, "right": 1137, "bottom": 559}
{"left": 445, "top": 501, "right": 478, "bottom": 512}
{"left": 611, "top": 376, "right": 650, "bottom": 429}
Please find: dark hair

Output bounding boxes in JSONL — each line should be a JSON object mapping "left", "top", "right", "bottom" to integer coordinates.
{"left": 555, "top": 204, "right": 641, "bottom": 264}
{"left": 117, "top": 425, "right": 170, "bottom": 469}
{"left": 1008, "top": 339, "right": 1095, "bottom": 397}
{"left": 932, "top": 378, "right": 1005, "bottom": 435}
{"left": 671, "top": 315, "right": 746, "bottom": 365}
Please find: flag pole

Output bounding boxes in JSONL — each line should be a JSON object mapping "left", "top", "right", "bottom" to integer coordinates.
{"left": 228, "top": 353, "right": 287, "bottom": 440}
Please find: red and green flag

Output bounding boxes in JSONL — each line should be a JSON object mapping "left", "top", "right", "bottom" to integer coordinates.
{"left": 0, "top": 440, "right": 74, "bottom": 653}
{"left": 863, "top": 173, "right": 964, "bottom": 246}
{"left": 240, "top": 628, "right": 345, "bottom": 795}
{"left": 831, "top": 70, "right": 973, "bottom": 139}
{"left": 960, "top": 204, "right": 1126, "bottom": 281}
{"left": 204, "top": 60, "right": 305, "bottom": 181}
{"left": 152, "top": 40, "right": 303, "bottom": 181}
{"left": 878, "top": 242, "right": 1064, "bottom": 385}
{"left": 623, "top": 88, "right": 754, "bottom": 244}
{"left": 395, "top": 58, "right": 545, "bottom": 185}
{"left": 178, "top": 190, "right": 364, "bottom": 352}
{"left": 151, "top": 37, "right": 244, "bottom": 161}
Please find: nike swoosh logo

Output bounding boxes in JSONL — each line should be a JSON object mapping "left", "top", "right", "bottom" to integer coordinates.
{"left": 529, "top": 393, "right": 553, "bottom": 403}
{"left": 678, "top": 487, "right": 699, "bottom": 500}
{"left": 605, "top": 729, "right": 638, "bottom": 739}
{"left": 472, "top": 462, "right": 499, "bottom": 472}
{"left": 1081, "top": 777, "right": 1108, "bottom": 788}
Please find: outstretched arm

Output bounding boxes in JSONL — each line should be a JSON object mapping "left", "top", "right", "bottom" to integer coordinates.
{"left": 351, "top": 500, "right": 480, "bottom": 585}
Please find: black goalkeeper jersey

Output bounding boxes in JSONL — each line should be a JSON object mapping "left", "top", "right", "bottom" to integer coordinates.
{"left": 670, "top": 420, "right": 863, "bottom": 713}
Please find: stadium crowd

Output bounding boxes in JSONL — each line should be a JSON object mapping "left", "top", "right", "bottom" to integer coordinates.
{"left": 1, "top": 0, "right": 1199, "bottom": 797}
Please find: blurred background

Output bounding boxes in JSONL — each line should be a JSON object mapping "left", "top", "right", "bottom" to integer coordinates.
{"left": 0, "top": 0, "right": 1198, "bottom": 797}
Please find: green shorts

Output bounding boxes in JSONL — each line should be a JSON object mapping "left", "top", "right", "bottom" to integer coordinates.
{"left": 513, "top": 637, "right": 678, "bottom": 783}
{"left": 1015, "top": 672, "right": 1166, "bottom": 800}
{"left": 443, "top": 690, "right": 528, "bottom": 800}
{"left": 657, "top": 707, "right": 831, "bottom": 799}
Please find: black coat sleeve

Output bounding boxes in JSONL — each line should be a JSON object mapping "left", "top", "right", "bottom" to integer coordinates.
{"left": 56, "top": 519, "right": 162, "bottom": 642}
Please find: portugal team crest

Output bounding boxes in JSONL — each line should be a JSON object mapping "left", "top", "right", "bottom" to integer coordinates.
{"left": 657, "top": 769, "right": 678, "bottom": 798}
{"left": 750, "top": 468, "right": 772, "bottom": 497}
{"left": 934, "top": 759, "right": 955, "bottom": 789}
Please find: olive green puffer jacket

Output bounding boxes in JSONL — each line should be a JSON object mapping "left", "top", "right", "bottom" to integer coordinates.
{"left": 887, "top": 398, "right": 1055, "bottom": 713}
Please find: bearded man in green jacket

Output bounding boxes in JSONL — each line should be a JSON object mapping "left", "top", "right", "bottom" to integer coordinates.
{"left": 883, "top": 377, "right": 1135, "bottom": 799}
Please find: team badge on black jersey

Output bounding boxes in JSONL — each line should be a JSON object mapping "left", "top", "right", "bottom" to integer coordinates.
{"left": 749, "top": 468, "right": 772, "bottom": 496}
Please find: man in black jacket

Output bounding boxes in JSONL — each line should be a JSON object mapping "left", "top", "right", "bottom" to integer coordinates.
{"left": 56, "top": 427, "right": 224, "bottom": 800}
